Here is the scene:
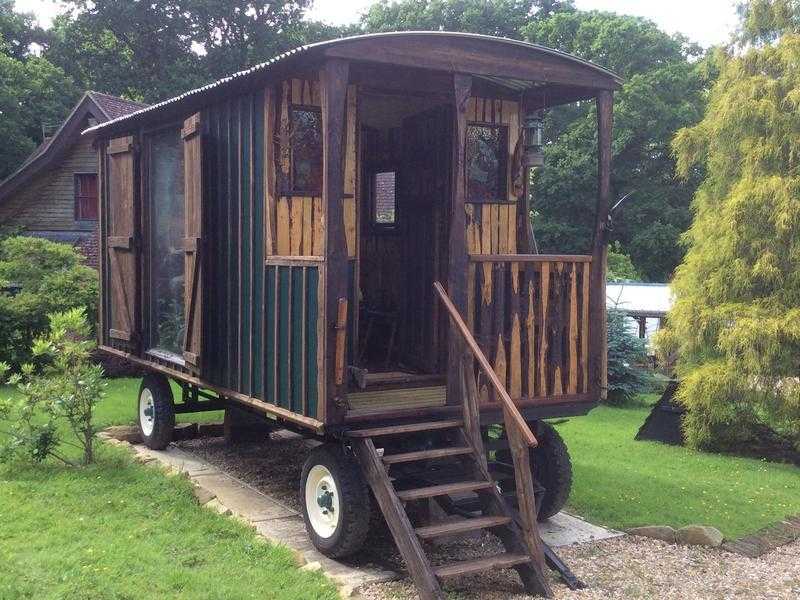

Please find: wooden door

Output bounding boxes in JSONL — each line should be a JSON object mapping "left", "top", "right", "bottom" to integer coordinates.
{"left": 399, "top": 105, "right": 452, "bottom": 372}
{"left": 105, "top": 135, "right": 139, "bottom": 347}
{"left": 182, "top": 113, "right": 204, "bottom": 371}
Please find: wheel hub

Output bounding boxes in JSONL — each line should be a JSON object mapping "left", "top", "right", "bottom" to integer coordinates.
{"left": 305, "top": 465, "right": 340, "bottom": 538}
{"left": 139, "top": 388, "right": 156, "bottom": 437}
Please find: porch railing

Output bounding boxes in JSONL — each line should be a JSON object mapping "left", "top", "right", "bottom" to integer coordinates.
{"left": 467, "top": 254, "right": 593, "bottom": 405}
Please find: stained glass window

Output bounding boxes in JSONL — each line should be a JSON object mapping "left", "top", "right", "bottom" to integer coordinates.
{"left": 147, "top": 128, "right": 185, "bottom": 357}
{"left": 466, "top": 124, "right": 507, "bottom": 202}
{"left": 291, "top": 108, "right": 323, "bottom": 194}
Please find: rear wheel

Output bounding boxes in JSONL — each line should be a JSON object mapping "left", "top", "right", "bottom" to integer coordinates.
{"left": 301, "top": 444, "right": 370, "bottom": 558}
{"left": 137, "top": 374, "right": 175, "bottom": 450}
{"left": 497, "top": 420, "right": 573, "bottom": 521}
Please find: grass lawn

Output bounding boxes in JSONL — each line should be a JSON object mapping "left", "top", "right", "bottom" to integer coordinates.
{"left": 556, "top": 395, "right": 800, "bottom": 539}
{"left": 0, "top": 380, "right": 337, "bottom": 600}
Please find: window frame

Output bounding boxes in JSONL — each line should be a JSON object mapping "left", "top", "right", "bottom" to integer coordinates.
{"left": 465, "top": 121, "right": 509, "bottom": 204}
{"left": 370, "top": 169, "right": 398, "bottom": 231}
{"left": 288, "top": 104, "right": 324, "bottom": 197}
{"left": 141, "top": 122, "right": 187, "bottom": 364}
{"left": 73, "top": 172, "right": 99, "bottom": 224}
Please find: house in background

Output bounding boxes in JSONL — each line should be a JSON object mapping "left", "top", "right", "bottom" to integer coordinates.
{"left": 606, "top": 281, "right": 673, "bottom": 347}
{"left": 0, "top": 91, "right": 147, "bottom": 266}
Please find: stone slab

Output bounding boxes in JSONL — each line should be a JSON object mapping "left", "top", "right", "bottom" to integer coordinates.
{"left": 539, "top": 512, "right": 624, "bottom": 547}
{"left": 132, "top": 444, "right": 220, "bottom": 478}
{"left": 191, "top": 472, "right": 296, "bottom": 522}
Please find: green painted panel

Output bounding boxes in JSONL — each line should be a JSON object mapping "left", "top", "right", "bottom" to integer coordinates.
{"left": 239, "top": 96, "right": 252, "bottom": 395}
{"left": 305, "top": 267, "right": 319, "bottom": 418}
{"left": 265, "top": 265, "right": 276, "bottom": 405}
{"left": 291, "top": 268, "right": 304, "bottom": 414}
{"left": 277, "top": 266, "right": 291, "bottom": 409}
{"left": 252, "top": 90, "right": 265, "bottom": 399}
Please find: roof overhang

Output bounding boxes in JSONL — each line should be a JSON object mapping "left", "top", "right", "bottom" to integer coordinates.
{"left": 85, "top": 32, "right": 623, "bottom": 139}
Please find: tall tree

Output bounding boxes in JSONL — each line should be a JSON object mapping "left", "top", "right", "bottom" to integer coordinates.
{"left": 0, "top": 3, "right": 79, "bottom": 178}
{"left": 524, "top": 12, "right": 709, "bottom": 281}
{"left": 361, "top": 0, "right": 574, "bottom": 37}
{"left": 659, "top": 0, "right": 800, "bottom": 451}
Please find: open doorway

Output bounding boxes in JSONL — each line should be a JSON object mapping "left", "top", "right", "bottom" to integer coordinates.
{"left": 355, "top": 91, "right": 452, "bottom": 387}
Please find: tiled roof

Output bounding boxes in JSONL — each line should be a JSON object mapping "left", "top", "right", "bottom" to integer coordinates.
{"left": 87, "top": 91, "right": 149, "bottom": 120}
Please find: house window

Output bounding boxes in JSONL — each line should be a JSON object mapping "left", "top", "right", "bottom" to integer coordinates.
{"left": 74, "top": 173, "right": 98, "bottom": 220}
{"left": 373, "top": 171, "right": 396, "bottom": 226}
{"left": 291, "top": 107, "right": 323, "bottom": 194}
{"left": 146, "top": 128, "right": 185, "bottom": 358}
{"left": 466, "top": 124, "right": 508, "bottom": 202}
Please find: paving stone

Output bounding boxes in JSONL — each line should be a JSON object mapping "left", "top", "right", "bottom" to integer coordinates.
{"left": 628, "top": 525, "right": 677, "bottom": 544}
{"left": 103, "top": 425, "right": 141, "bottom": 443}
{"left": 539, "top": 512, "right": 624, "bottom": 547}
{"left": 173, "top": 422, "right": 199, "bottom": 441}
{"left": 204, "top": 498, "right": 232, "bottom": 516}
{"left": 192, "top": 472, "right": 296, "bottom": 521}
{"left": 676, "top": 525, "right": 724, "bottom": 547}
{"left": 192, "top": 483, "right": 217, "bottom": 505}
{"left": 197, "top": 422, "right": 225, "bottom": 438}
{"left": 301, "top": 561, "right": 323, "bottom": 572}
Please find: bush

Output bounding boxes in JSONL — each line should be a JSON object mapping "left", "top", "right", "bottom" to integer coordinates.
{"left": 607, "top": 307, "right": 651, "bottom": 405}
{"left": 0, "top": 308, "right": 106, "bottom": 465}
{"left": 0, "top": 236, "right": 97, "bottom": 369}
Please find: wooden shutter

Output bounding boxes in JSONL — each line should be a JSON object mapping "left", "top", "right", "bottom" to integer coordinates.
{"left": 105, "top": 136, "right": 139, "bottom": 344}
{"left": 182, "top": 113, "right": 204, "bottom": 370}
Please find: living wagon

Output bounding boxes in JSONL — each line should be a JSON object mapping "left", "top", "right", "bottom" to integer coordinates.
{"left": 89, "top": 32, "right": 618, "bottom": 599}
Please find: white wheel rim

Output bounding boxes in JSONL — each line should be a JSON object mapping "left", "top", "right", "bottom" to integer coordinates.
{"left": 305, "top": 465, "right": 340, "bottom": 539}
{"left": 139, "top": 388, "right": 155, "bottom": 437}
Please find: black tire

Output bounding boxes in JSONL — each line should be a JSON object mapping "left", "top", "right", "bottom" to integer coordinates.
{"left": 301, "top": 444, "right": 371, "bottom": 558}
{"left": 497, "top": 421, "right": 573, "bottom": 521}
{"left": 137, "top": 373, "right": 175, "bottom": 450}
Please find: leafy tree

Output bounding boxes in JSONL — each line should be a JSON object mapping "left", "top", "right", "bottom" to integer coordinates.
{"left": 361, "top": 0, "right": 574, "bottom": 37}
{"left": 0, "top": 308, "right": 106, "bottom": 466}
{"left": 658, "top": 20, "right": 800, "bottom": 450}
{"left": 524, "top": 11, "right": 709, "bottom": 282}
{"left": 607, "top": 242, "right": 640, "bottom": 281}
{"left": 737, "top": 0, "right": 800, "bottom": 45}
{"left": 0, "top": 0, "right": 44, "bottom": 59}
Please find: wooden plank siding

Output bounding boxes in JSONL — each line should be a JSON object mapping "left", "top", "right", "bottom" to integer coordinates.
{"left": 466, "top": 255, "right": 593, "bottom": 406}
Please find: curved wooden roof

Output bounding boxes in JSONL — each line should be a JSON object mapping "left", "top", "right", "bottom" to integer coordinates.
{"left": 86, "top": 32, "right": 622, "bottom": 137}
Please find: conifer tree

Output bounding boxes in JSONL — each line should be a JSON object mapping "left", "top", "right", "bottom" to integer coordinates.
{"left": 659, "top": 1, "right": 800, "bottom": 450}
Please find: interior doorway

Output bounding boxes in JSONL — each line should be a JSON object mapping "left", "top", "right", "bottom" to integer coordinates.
{"left": 356, "top": 91, "right": 452, "bottom": 382}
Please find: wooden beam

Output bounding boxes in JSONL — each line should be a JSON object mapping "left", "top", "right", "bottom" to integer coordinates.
{"left": 590, "top": 90, "right": 613, "bottom": 401}
{"left": 321, "top": 58, "right": 351, "bottom": 424}
{"left": 446, "top": 73, "right": 471, "bottom": 407}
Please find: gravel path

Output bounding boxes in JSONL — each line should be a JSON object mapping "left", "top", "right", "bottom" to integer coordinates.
{"left": 177, "top": 433, "right": 800, "bottom": 600}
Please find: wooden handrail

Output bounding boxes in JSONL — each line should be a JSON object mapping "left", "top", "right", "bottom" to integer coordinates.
{"left": 469, "top": 253, "right": 592, "bottom": 263}
{"left": 433, "top": 281, "right": 538, "bottom": 448}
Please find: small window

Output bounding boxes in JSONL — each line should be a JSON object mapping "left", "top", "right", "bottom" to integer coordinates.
{"left": 74, "top": 173, "right": 98, "bottom": 220}
{"left": 373, "top": 171, "right": 396, "bottom": 226}
{"left": 466, "top": 124, "right": 507, "bottom": 202}
{"left": 291, "top": 107, "right": 323, "bottom": 194}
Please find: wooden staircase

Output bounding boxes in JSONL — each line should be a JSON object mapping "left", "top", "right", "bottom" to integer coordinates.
{"left": 350, "top": 419, "right": 553, "bottom": 599}
{"left": 345, "top": 282, "right": 556, "bottom": 600}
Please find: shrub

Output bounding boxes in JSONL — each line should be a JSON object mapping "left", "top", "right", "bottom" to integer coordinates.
{"left": 0, "top": 308, "right": 106, "bottom": 465}
{"left": 606, "top": 307, "right": 651, "bottom": 405}
{"left": 0, "top": 236, "right": 97, "bottom": 369}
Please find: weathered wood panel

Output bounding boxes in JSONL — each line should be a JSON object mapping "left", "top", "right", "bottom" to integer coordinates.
{"left": 182, "top": 113, "right": 203, "bottom": 371}
{"left": 467, "top": 255, "right": 592, "bottom": 405}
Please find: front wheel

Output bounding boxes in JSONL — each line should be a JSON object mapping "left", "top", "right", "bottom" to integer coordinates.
{"left": 301, "top": 444, "right": 370, "bottom": 558}
{"left": 137, "top": 374, "right": 175, "bottom": 450}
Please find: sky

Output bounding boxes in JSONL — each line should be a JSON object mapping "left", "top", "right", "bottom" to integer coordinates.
{"left": 15, "top": 0, "right": 741, "bottom": 48}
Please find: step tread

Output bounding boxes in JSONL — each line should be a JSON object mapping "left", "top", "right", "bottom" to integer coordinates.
{"left": 434, "top": 552, "right": 532, "bottom": 578}
{"left": 346, "top": 419, "right": 464, "bottom": 438}
{"left": 415, "top": 516, "right": 512, "bottom": 539}
{"left": 396, "top": 480, "right": 494, "bottom": 501}
{"left": 382, "top": 446, "right": 473, "bottom": 465}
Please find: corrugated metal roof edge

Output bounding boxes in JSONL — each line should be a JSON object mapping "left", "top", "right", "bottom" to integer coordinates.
{"left": 83, "top": 31, "right": 623, "bottom": 137}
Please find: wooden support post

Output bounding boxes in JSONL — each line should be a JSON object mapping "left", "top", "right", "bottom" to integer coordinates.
{"left": 590, "top": 90, "right": 613, "bottom": 401}
{"left": 447, "top": 73, "right": 472, "bottom": 406}
{"left": 321, "top": 58, "right": 350, "bottom": 423}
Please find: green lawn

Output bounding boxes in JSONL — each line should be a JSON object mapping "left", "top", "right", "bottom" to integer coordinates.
{"left": 0, "top": 380, "right": 337, "bottom": 600}
{"left": 556, "top": 396, "right": 800, "bottom": 539}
